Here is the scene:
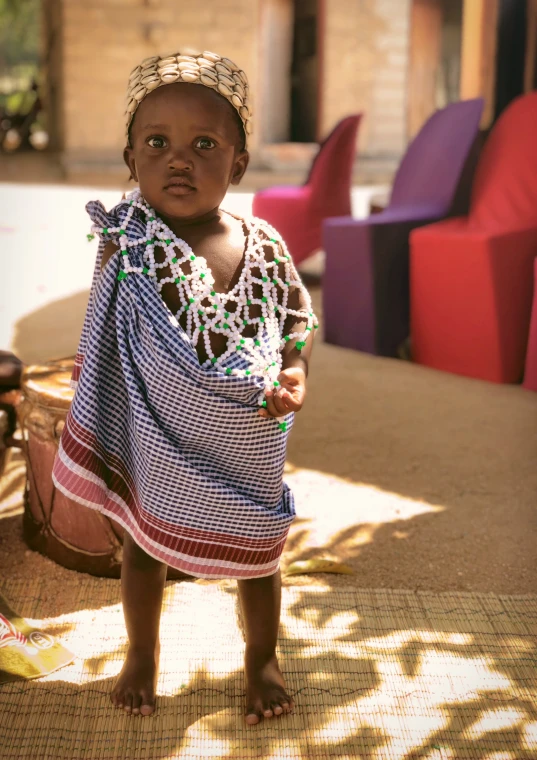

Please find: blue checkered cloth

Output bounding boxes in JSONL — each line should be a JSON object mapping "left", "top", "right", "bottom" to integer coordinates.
{"left": 52, "top": 197, "right": 297, "bottom": 578}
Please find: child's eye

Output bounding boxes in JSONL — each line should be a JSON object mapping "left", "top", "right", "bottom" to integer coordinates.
{"left": 147, "top": 136, "right": 166, "bottom": 149}
{"left": 195, "top": 138, "right": 216, "bottom": 150}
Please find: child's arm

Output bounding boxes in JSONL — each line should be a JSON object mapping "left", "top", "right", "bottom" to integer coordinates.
{"left": 280, "top": 284, "right": 314, "bottom": 378}
{"left": 101, "top": 241, "right": 119, "bottom": 272}
{"left": 258, "top": 259, "right": 314, "bottom": 420}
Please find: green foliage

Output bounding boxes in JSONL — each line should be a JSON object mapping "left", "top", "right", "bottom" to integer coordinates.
{"left": 0, "top": 87, "right": 37, "bottom": 115}
{"left": 0, "top": 0, "right": 40, "bottom": 73}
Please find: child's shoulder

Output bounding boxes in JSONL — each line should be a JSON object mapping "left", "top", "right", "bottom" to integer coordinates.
{"left": 86, "top": 195, "right": 132, "bottom": 273}
{"left": 86, "top": 194, "right": 130, "bottom": 227}
{"left": 222, "top": 208, "right": 286, "bottom": 258}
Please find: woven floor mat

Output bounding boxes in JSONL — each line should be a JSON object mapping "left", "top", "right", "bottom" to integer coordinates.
{"left": 0, "top": 578, "right": 536, "bottom": 760}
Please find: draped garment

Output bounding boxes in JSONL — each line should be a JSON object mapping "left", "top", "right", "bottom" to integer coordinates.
{"left": 52, "top": 197, "right": 298, "bottom": 579}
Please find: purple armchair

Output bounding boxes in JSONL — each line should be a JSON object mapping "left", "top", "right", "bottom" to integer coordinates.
{"left": 252, "top": 115, "right": 362, "bottom": 266}
{"left": 322, "top": 98, "right": 484, "bottom": 357}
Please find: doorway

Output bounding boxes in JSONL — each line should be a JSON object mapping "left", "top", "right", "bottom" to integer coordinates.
{"left": 259, "top": 0, "right": 322, "bottom": 144}
{"left": 290, "top": 0, "right": 320, "bottom": 142}
{"left": 494, "top": 0, "right": 528, "bottom": 119}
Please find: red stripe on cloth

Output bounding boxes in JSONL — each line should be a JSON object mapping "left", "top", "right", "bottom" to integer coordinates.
{"left": 71, "top": 352, "right": 84, "bottom": 383}
{"left": 123, "top": 522, "right": 282, "bottom": 578}
{"left": 53, "top": 416, "right": 290, "bottom": 572}
{"left": 53, "top": 455, "right": 109, "bottom": 509}
{"left": 141, "top": 506, "right": 286, "bottom": 549}
{"left": 65, "top": 413, "right": 287, "bottom": 551}
{"left": 67, "top": 414, "right": 139, "bottom": 502}
{"left": 59, "top": 414, "right": 139, "bottom": 513}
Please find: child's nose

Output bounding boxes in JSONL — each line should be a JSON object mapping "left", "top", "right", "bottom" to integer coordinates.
{"left": 168, "top": 148, "right": 194, "bottom": 171}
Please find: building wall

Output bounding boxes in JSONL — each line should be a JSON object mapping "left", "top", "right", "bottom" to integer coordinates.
{"left": 322, "top": 0, "right": 411, "bottom": 156}
{"left": 43, "top": 0, "right": 65, "bottom": 152}
{"left": 45, "top": 0, "right": 412, "bottom": 174}
{"left": 50, "top": 0, "right": 261, "bottom": 171}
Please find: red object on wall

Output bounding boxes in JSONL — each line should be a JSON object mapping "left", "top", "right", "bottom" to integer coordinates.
{"left": 252, "top": 115, "right": 361, "bottom": 265}
{"left": 410, "top": 92, "right": 537, "bottom": 383}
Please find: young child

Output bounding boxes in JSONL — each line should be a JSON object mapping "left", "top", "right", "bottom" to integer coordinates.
{"left": 52, "top": 50, "right": 317, "bottom": 725}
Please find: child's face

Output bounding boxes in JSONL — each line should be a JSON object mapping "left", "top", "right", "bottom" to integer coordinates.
{"left": 124, "top": 83, "right": 249, "bottom": 223}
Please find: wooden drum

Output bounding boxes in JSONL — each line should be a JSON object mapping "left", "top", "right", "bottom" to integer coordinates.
{"left": 17, "top": 359, "right": 187, "bottom": 579}
{"left": 16, "top": 359, "right": 125, "bottom": 577}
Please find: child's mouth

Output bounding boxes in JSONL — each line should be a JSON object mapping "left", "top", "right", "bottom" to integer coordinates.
{"left": 164, "top": 182, "right": 196, "bottom": 196}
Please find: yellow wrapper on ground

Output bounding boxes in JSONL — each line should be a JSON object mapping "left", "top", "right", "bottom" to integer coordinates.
{"left": 285, "top": 559, "right": 354, "bottom": 576}
{"left": 0, "top": 590, "right": 75, "bottom": 684}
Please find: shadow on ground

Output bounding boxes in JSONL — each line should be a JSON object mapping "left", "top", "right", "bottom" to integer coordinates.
{"left": 11, "top": 290, "right": 90, "bottom": 365}
{"left": 282, "top": 289, "right": 537, "bottom": 594}
{"left": 0, "top": 582, "right": 535, "bottom": 760}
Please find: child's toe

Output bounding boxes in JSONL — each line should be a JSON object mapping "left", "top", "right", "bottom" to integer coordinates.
{"left": 140, "top": 702, "right": 154, "bottom": 717}
{"left": 140, "top": 690, "right": 155, "bottom": 716}
{"left": 111, "top": 686, "right": 123, "bottom": 708}
{"left": 245, "top": 702, "right": 262, "bottom": 725}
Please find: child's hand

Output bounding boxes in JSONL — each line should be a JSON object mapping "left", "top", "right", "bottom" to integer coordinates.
{"left": 258, "top": 367, "right": 307, "bottom": 419}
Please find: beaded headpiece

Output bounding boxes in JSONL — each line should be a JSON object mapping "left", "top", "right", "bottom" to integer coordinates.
{"left": 125, "top": 51, "right": 252, "bottom": 148}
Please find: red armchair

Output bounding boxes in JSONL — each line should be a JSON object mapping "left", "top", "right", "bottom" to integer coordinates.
{"left": 410, "top": 92, "right": 537, "bottom": 383}
{"left": 523, "top": 258, "right": 537, "bottom": 391}
{"left": 252, "top": 115, "right": 361, "bottom": 266}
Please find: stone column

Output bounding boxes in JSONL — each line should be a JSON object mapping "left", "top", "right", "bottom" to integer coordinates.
{"left": 321, "top": 0, "right": 411, "bottom": 158}
{"left": 407, "top": 0, "right": 443, "bottom": 139}
{"left": 460, "top": 0, "right": 499, "bottom": 127}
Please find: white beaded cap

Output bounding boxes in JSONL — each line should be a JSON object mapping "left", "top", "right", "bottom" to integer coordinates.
{"left": 125, "top": 51, "right": 252, "bottom": 147}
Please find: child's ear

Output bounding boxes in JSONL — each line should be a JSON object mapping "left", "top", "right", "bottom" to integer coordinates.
{"left": 230, "top": 150, "right": 249, "bottom": 186}
{"left": 123, "top": 146, "right": 138, "bottom": 182}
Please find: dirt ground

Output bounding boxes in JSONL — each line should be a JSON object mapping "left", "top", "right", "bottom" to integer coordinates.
{"left": 1, "top": 287, "right": 536, "bottom": 597}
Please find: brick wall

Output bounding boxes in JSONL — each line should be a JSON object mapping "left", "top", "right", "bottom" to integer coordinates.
{"left": 48, "top": 0, "right": 260, "bottom": 172}
{"left": 322, "top": 0, "right": 411, "bottom": 157}
{"left": 45, "top": 0, "right": 411, "bottom": 175}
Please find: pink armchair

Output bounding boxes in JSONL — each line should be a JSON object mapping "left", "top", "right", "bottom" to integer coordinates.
{"left": 252, "top": 115, "right": 362, "bottom": 266}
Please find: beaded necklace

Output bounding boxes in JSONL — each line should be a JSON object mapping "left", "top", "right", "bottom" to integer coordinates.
{"left": 90, "top": 189, "right": 318, "bottom": 393}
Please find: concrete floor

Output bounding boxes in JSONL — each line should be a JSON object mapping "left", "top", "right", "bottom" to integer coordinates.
{"left": 0, "top": 181, "right": 385, "bottom": 361}
{"left": 1, "top": 181, "right": 535, "bottom": 598}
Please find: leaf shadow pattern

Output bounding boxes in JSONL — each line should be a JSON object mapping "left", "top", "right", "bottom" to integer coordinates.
{"left": 11, "top": 290, "right": 90, "bottom": 365}
{"left": 0, "top": 579, "right": 536, "bottom": 759}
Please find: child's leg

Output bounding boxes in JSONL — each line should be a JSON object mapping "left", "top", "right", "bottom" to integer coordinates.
{"left": 111, "top": 532, "right": 167, "bottom": 716}
{"left": 237, "top": 570, "right": 294, "bottom": 724}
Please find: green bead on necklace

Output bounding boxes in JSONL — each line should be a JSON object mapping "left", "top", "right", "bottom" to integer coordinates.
{"left": 103, "top": 189, "right": 319, "bottom": 423}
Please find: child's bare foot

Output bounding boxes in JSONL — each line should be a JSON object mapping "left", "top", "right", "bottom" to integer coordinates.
{"left": 111, "top": 645, "right": 159, "bottom": 716}
{"left": 244, "top": 649, "right": 294, "bottom": 725}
